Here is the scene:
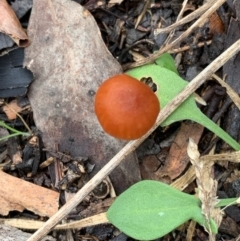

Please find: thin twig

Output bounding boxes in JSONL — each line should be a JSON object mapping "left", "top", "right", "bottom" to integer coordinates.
{"left": 135, "top": 0, "right": 151, "bottom": 29}
{"left": 27, "top": 38, "right": 240, "bottom": 241}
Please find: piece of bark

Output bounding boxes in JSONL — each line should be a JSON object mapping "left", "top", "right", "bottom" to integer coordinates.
{"left": 0, "top": 48, "right": 33, "bottom": 98}
{"left": 156, "top": 122, "right": 204, "bottom": 180}
{"left": 0, "top": 0, "right": 30, "bottom": 47}
{"left": 24, "top": 0, "right": 141, "bottom": 194}
{"left": 0, "top": 171, "right": 59, "bottom": 217}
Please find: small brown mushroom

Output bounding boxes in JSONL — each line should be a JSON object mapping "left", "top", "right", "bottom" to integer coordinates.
{"left": 94, "top": 74, "right": 160, "bottom": 140}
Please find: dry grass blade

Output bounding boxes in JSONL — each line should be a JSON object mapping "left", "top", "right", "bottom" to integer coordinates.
{"left": 0, "top": 213, "right": 108, "bottom": 230}
{"left": 135, "top": 0, "right": 151, "bottom": 28}
{"left": 186, "top": 220, "right": 197, "bottom": 241}
{"left": 27, "top": 38, "right": 240, "bottom": 241}
{"left": 171, "top": 165, "right": 196, "bottom": 191}
{"left": 56, "top": 212, "right": 108, "bottom": 230}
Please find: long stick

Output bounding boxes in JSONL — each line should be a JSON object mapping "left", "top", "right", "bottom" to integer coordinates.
{"left": 27, "top": 39, "right": 240, "bottom": 241}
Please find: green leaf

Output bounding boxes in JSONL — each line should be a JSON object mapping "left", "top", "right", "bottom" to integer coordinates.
{"left": 107, "top": 180, "right": 203, "bottom": 240}
{"left": 215, "top": 198, "right": 238, "bottom": 207}
{"left": 127, "top": 65, "right": 240, "bottom": 151}
{"left": 155, "top": 53, "right": 179, "bottom": 75}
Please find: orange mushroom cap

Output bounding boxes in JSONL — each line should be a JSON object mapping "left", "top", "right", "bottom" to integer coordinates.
{"left": 94, "top": 74, "right": 160, "bottom": 140}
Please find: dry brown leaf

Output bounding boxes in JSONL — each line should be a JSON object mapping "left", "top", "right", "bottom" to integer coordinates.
{"left": 156, "top": 122, "right": 204, "bottom": 180}
{"left": 25, "top": 0, "right": 141, "bottom": 194}
{"left": 209, "top": 12, "right": 225, "bottom": 35}
{"left": 0, "top": 0, "right": 30, "bottom": 47}
{"left": 140, "top": 155, "right": 160, "bottom": 180}
{"left": 0, "top": 171, "right": 59, "bottom": 217}
{"left": 2, "top": 100, "right": 23, "bottom": 120}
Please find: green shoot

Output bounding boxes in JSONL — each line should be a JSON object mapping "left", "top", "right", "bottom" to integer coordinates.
{"left": 0, "top": 121, "right": 30, "bottom": 141}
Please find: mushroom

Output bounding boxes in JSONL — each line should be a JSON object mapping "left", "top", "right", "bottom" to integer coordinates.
{"left": 94, "top": 74, "right": 160, "bottom": 140}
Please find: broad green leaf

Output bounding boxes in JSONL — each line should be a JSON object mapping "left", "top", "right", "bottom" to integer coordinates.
{"left": 155, "top": 53, "right": 179, "bottom": 75}
{"left": 107, "top": 180, "right": 203, "bottom": 240}
{"left": 127, "top": 65, "right": 240, "bottom": 151}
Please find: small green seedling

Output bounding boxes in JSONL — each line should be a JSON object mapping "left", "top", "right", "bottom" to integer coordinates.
{"left": 107, "top": 54, "right": 240, "bottom": 239}
{"left": 107, "top": 180, "right": 237, "bottom": 240}
{"left": 127, "top": 59, "right": 240, "bottom": 151}
{"left": 0, "top": 121, "right": 30, "bottom": 141}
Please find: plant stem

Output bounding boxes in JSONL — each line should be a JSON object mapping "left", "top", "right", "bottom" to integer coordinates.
{"left": 191, "top": 110, "right": 240, "bottom": 151}
{"left": 0, "top": 121, "right": 30, "bottom": 141}
{"left": 0, "top": 132, "right": 30, "bottom": 142}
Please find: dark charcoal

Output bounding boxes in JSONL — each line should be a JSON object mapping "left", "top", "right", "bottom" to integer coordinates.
{"left": 0, "top": 48, "right": 33, "bottom": 98}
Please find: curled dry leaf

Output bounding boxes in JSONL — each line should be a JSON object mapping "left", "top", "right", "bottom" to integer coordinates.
{"left": 0, "top": 0, "right": 30, "bottom": 47}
